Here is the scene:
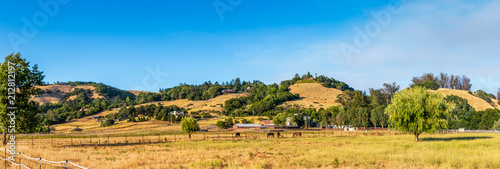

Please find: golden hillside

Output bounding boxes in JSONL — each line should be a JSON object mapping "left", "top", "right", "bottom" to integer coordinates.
{"left": 281, "top": 83, "right": 342, "bottom": 109}
{"left": 433, "top": 88, "right": 499, "bottom": 111}
{"left": 52, "top": 93, "right": 247, "bottom": 133}
{"left": 133, "top": 93, "right": 247, "bottom": 112}
{"left": 31, "top": 85, "right": 104, "bottom": 104}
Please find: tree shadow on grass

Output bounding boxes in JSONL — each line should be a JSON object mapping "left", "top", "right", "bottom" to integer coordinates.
{"left": 422, "top": 136, "right": 492, "bottom": 142}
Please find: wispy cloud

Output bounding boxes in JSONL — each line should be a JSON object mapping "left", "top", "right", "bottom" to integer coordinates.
{"left": 233, "top": 0, "right": 500, "bottom": 94}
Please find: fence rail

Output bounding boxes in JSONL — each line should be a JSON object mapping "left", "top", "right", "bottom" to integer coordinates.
{"left": 0, "top": 149, "right": 87, "bottom": 169}
{"left": 14, "top": 130, "right": 398, "bottom": 148}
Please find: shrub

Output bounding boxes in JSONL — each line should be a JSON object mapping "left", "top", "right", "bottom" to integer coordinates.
{"left": 201, "top": 112, "right": 211, "bottom": 118}
{"left": 101, "top": 119, "right": 115, "bottom": 127}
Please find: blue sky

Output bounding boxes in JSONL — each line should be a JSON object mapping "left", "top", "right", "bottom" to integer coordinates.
{"left": 1, "top": 0, "right": 499, "bottom": 94}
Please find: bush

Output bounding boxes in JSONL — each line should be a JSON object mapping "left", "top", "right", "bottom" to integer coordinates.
{"left": 201, "top": 112, "right": 211, "bottom": 118}
{"left": 101, "top": 119, "right": 115, "bottom": 127}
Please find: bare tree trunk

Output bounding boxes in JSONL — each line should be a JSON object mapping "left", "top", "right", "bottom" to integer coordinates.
{"left": 415, "top": 133, "right": 419, "bottom": 142}
{"left": 2, "top": 127, "right": 6, "bottom": 145}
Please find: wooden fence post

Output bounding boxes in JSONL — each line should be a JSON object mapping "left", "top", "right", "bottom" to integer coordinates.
{"left": 18, "top": 152, "right": 21, "bottom": 169}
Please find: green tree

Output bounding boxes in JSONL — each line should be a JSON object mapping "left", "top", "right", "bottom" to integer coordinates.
{"left": 101, "top": 119, "right": 115, "bottom": 127}
{"left": 370, "top": 107, "right": 380, "bottom": 128}
{"left": 0, "top": 53, "right": 45, "bottom": 145}
{"left": 385, "top": 87, "right": 451, "bottom": 142}
{"left": 492, "top": 119, "right": 500, "bottom": 130}
{"left": 181, "top": 117, "right": 200, "bottom": 139}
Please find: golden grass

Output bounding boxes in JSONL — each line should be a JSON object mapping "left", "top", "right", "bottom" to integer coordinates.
{"left": 51, "top": 93, "right": 247, "bottom": 134}
{"left": 133, "top": 93, "right": 247, "bottom": 113}
{"left": 281, "top": 83, "right": 342, "bottom": 109}
{"left": 32, "top": 85, "right": 104, "bottom": 104}
{"left": 433, "top": 88, "right": 499, "bottom": 111}
{"left": 5, "top": 132, "right": 500, "bottom": 169}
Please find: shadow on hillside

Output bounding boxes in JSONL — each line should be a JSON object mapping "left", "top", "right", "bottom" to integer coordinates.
{"left": 422, "top": 136, "right": 492, "bottom": 141}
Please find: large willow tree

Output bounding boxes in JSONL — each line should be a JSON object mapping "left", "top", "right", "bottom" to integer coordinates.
{"left": 385, "top": 86, "right": 452, "bottom": 142}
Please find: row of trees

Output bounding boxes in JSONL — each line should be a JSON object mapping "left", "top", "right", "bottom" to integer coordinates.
{"left": 280, "top": 72, "right": 353, "bottom": 91}
{"left": 411, "top": 72, "right": 472, "bottom": 91}
{"left": 116, "top": 103, "right": 183, "bottom": 123}
{"left": 159, "top": 78, "right": 259, "bottom": 101}
{"left": 224, "top": 82, "right": 299, "bottom": 116}
{"left": 445, "top": 95, "right": 500, "bottom": 129}
{"left": 333, "top": 82, "right": 400, "bottom": 128}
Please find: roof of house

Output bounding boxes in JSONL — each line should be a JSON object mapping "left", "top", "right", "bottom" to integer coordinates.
{"left": 234, "top": 124, "right": 262, "bottom": 128}
{"left": 168, "top": 111, "right": 184, "bottom": 115}
{"left": 260, "top": 120, "right": 274, "bottom": 125}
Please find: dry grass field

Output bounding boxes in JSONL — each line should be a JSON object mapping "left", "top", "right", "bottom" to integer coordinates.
{"left": 5, "top": 132, "right": 500, "bottom": 169}
{"left": 281, "top": 83, "right": 342, "bottom": 109}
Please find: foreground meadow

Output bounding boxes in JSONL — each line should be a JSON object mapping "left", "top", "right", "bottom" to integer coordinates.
{"left": 3, "top": 132, "right": 499, "bottom": 169}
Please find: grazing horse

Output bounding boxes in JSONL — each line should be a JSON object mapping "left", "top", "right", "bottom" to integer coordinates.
{"left": 267, "top": 133, "right": 275, "bottom": 138}
{"left": 293, "top": 132, "right": 302, "bottom": 137}
{"left": 235, "top": 133, "right": 241, "bottom": 137}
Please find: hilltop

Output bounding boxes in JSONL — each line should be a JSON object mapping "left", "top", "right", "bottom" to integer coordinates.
{"left": 32, "top": 85, "right": 104, "bottom": 104}
{"left": 281, "top": 83, "right": 342, "bottom": 109}
{"left": 433, "top": 88, "right": 500, "bottom": 111}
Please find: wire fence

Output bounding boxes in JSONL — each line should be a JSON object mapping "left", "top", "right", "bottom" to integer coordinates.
{"left": 0, "top": 149, "right": 87, "bottom": 169}
{"left": 15, "top": 130, "right": 398, "bottom": 148}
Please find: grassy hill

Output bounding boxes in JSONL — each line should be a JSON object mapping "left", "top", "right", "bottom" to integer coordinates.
{"left": 280, "top": 83, "right": 499, "bottom": 111}
{"left": 281, "top": 83, "right": 342, "bottom": 109}
{"left": 32, "top": 85, "right": 104, "bottom": 104}
{"left": 433, "top": 88, "right": 500, "bottom": 111}
{"left": 51, "top": 93, "right": 247, "bottom": 133}
{"left": 132, "top": 93, "right": 247, "bottom": 112}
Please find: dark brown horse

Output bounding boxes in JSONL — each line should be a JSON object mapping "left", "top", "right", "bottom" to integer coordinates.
{"left": 267, "top": 133, "right": 274, "bottom": 138}
{"left": 293, "top": 132, "right": 302, "bottom": 137}
{"left": 235, "top": 133, "right": 241, "bottom": 137}
{"left": 277, "top": 132, "right": 281, "bottom": 138}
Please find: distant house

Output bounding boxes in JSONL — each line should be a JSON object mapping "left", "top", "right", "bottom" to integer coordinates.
{"left": 208, "top": 124, "right": 217, "bottom": 129}
{"left": 459, "top": 128, "right": 466, "bottom": 132}
{"left": 259, "top": 120, "right": 275, "bottom": 128}
{"left": 79, "top": 108, "right": 91, "bottom": 112}
{"left": 233, "top": 124, "right": 262, "bottom": 130}
{"left": 168, "top": 111, "right": 185, "bottom": 117}
{"left": 344, "top": 125, "right": 357, "bottom": 131}
{"left": 71, "top": 127, "right": 83, "bottom": 132}
{"left": 222, "top": 89, "right": 236, "bottom": 94}
{"left": 90, "top": 116, "right": 102, "bottom": 119}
